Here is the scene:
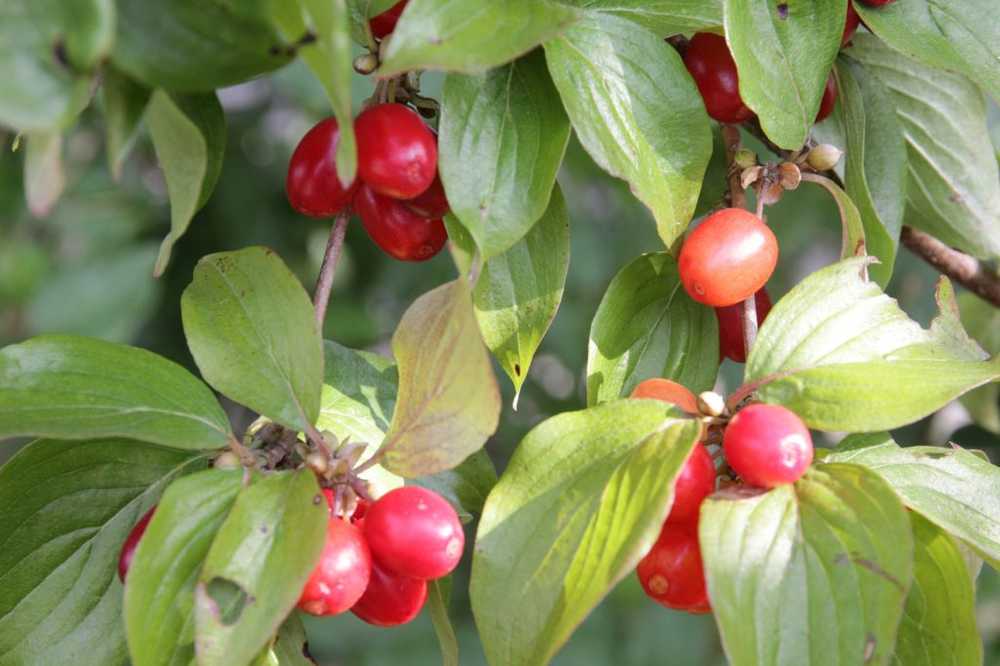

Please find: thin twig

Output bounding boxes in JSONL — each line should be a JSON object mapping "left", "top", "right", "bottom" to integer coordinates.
{"left": 721, "top": 124, "right": 747, "bottom": 209}
{"left": 901, "top": 226, "right": 1000, "bottom": 308}
{"left": 314, "top": 212, "right": 349, "bottom": 331}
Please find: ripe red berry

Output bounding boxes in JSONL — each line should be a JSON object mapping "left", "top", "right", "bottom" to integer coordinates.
{"left": 678, "top": 208, "right": 778, "bottom": 307}
{"left": 369, "top": 0, "right": 407, "bottom": 39}
{"left": 682, "top": 32, "right": 754, "bottom": 124}
{"left": 298, "top": 519, "right": 372, "bottom": 616}
{"left": 363, "top": 486, "right": 464, "bottom": 580}
{"left": 842, "top": 3, "right": 861, "bottom": 45}
{"left": 816, "top": 74, "right": 837, "bottom": 123}
{"left": 354, "top": 103, "right": 437, "bottom": 200}
{"left": 351, "top": 561, "right": 428, "bottom": 627}
{"left": 118, "top": 505, "right": 156, "bottom": 582}
{"left": 630, "top": 378, "right": 699, "bottom": 415}
{"left": 353, "top": 184, "right": 448, "bottom": 262}
{"left": 857, "top": 0, "right": 894, "bottom": 6}
{"left": 287, "top": 118, "right": 358, "bottom": 217}
{"left": 716, "top": 288, "right": 772, "bottom": 363}
{"left": 636, "top": 523, "right": 710, "bottom": 613}
{"left": 723, "top": 404, "right": 814, "bottom": 488}
{"left": 665, "top": 445, "right": 716, "bottom": 524}
{"left": 404, "top": 173, "right": 450, "bottom": 219}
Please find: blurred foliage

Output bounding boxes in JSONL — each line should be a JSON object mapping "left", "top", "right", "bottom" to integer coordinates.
{"left": 1, "top": 60, "right": 999, "bottom": 664}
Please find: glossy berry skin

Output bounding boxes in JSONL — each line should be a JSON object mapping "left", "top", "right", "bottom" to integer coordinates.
{"left": 351, "top": 561, "right": 428, "bottom": 627}
{"left": 118, "top": 505, "right": 156, "bottom": 582}
{"left": 287, "top": 118, "right": 358, "bottom": 217}
{"left": 298, "top": 519, "right": 372, "bottom": 616}
{"left": 857, "top": 0, "right": 895, "bottom": 6}
{"left": 716, "top": 288, "right": 772, "bottom": 363}
{"left": 678, "top": 208, "right": 778, "bottom": 307}
{"left": 354, "top": 184, "right": 447, "bottom": 261}
{"left": 630, "top": 378, "right": 699, "bottom": 415}
{"left": 816, "top": 75, "right": 837, "bottom": 123}
{"left": 363, "top": 486, "right": 464, "bottom": 580}
{"left": 354, "top": 103, "right": 437, "bottom": 199}
{"left": 666, "top": 445, "right": 716, "bottom": 524}
{"left": 723, "top": 404, "right": 814, "bottom": 488}
{"left": 369, "top": 0, "right": 407, "bottom": 39}
{"left": 683, "top": 32, "right": 753, "bottom": 124}
{"left": 636, "top": 523, "right": 710, "bottom": 613}
{"left": 842, "top": 3, "right": 861, "bottom": 45}
{"left": 404, "top": 173, "right": 450, "bottom": 219}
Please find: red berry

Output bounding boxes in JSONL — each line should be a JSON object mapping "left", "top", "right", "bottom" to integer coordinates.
{"left": 723, "top": 404, "right": 814, "bottom": 488}
{"left": 353, "top": 183, "right": 447, "bottom": 262}
{"left": 298, "top": 519, "right": 372, "bottom": 616}
{"left": 630, "top": 378, "right": 699, "bottom": 415}
{"left": 404, "top": 173, "right": 450, "bottom": 219}
{"left": 351, "top": 561, "right": 427, "bottom": 627}
{"left": 287, "top": 118, "right": 358, "bottom": 217}
{"left": 816, "top": 74, "right": 837, "bottom": 123}
{"left": 678, "top": 208, "right": 778, "bottom": 307}
{"left": 842, "top": 3, "right": 861, "bottom": 45}
{"left": 715, "top": 288, "right": 772, "bottom": 363}
{"left": 857, "top": 0, "right": 894, "bottom": 6}
{"left": 369, "top": 0, "right": 407, "bottom": 39}
{"left": 118, "top": 505, "right": 156, "bottom": 582}
{"left": 682, "top": 33, "right": 754, "bottom": 124}
{"left": 637, "top": 523, "right": 710, "bottom": 613}
{"left": 363, "top": 486, "right": 464, "bottom": 580}
{"left": 665, "top": 445, "right": 716, "bottom": 524}
{"left": 354, "top": 103, "right": 437, "bottom": 200}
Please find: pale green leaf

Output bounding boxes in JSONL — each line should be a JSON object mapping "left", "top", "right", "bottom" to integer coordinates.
{"left": 316, "top": 341, "right": 397, "bottom": 446}
{"left": 101, "top": 66, "right": 152, "bottom": 181}
{"left": 564, "top": 0, "right": 722, "bottom": 35}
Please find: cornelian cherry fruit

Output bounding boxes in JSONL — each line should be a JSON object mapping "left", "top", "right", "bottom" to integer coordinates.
{"left": 842, "top": 3, "right": 861, "bottom": 45}
{"left": 630, "top": 378, "right": 699, "bottom": 415}
{"left": 354, "top": 103, "right": 437, "bottom": 200}
{"left": 723, "top": 404, "right": 814, "bottom": 488}
{"left": 351, "top": 561, "right": 428, "bottom": 627}
{"left": 678, "top": 208, "right": 778, "bottom": 307}
{"left": 857, "top": 0, "right": 894, "bottom": 6}
{"left": 287, "top": 118, "right": 358, "bottom": 217}
{"left": 369, "top": 0, "right": 407, "bottom": 39}
{"left": 404, "top": 173, "right": 450, "bottom": 219}
{"left": 683, "top": 32, "right": 753, "bottom": 124}
{"left": 354, "top": 184, "right": 447, "bottom": 261}
{"left": 297, "top": 519, "right": 372, "bottom": 616}
{"left": 637, "top": 523, "right": 710, "bottom": 613}
{"left": 667, "top": 445, "right": 716, "bottom": 524}
{"left": 118, "top": 505, "right": 156, "bottom": 582}
{"left": 816, "top": 75, "right": 837, "bottom": 123}
{"left": 363, "top": 486, "right": 464, "bottom": 580}
{"left": 716, "top": 288, "right": 772, "bottom": 363}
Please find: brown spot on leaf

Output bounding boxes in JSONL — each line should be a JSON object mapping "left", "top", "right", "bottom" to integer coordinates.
{"left": 777, "top": 4, "right": 789, "bottom": 19}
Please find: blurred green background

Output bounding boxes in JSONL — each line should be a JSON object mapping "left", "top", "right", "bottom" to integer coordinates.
{"left": 2, "top": 62, "right": 999, "bottom": 665}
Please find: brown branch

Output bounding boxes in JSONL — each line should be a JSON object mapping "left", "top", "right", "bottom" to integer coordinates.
{"left": 900, "top": 227, "right": 1000, "bottom": 307}
{"left": 721, "top": 124, "right": 746, "bottom": 209}
{"left": 314, "top": 212, "right": 349, "bottom": 331}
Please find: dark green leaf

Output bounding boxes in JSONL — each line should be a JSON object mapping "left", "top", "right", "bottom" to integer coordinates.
{"left": 413, "top": 449, "right": 497, "bottom": 523}
{"left": 147, "top": 90, "right": 226, "bottom": 276}
{"left": 24, "top": 131, "right": 64, "bottom": 218}
{"left": 471, "top": 401, "right": 701, "bottom": 666}
{"left": 800, "top": 172, "right": 866, "bottom": 264}
{"left": 724, "top": 0, "right": 845, "bottom": 149}
{"left": 564, "top": 0, "right": 722, "bottom": 35}
{"left": 194, "top": 470, "right": 327, "bottom": 666}
{"left": 112, "top": 0, "right": 292, "bottom": 91}
{"left": 0, "top": 335, "right": 232, "bottom": 449}
{"left": 443, "top": 213, "right": 476, "bottom": 277}
{"left": 745, "top": 259, "right": 1000, "bottom": 431}
{"left": 544, "top": 13, "right": 712, "bottom": 249}
{"left": 0, "top": 438, "right": 206, "bottom": 666}
{"left": 269, "top": 614, "right": 316, "bottom": 665}
{"left": 378, "top": 0, "right": 580, "bottom": 77}
{"left": 379, "top": 278, "right": 501, "bottom": 477}
{"left": 700, "top": 463, "right": 913, "bottom": 666}
{"left": 587, "top": 252, "right": 718, "bottom": 405}
{"left": 428, "top": 577, "right": 458, "bottom": 666}
{"left": 316, "top": 340, "right": 397, "bottom": 445}
{"left": 101, "top": 66, "right": 152, "bottom": 181}
{"left": 473, "top": 185, "right": 570, "bottom": 400}
{"left": 182, "top": 247, "right": 324, "bottom": 433}
{"left": 125, "top": 469, "right": 243, "bottom": 666}
{"left": 957, "top": 292, "right": 1000, "bottom": 433}
{"left": 693, "top": 126, "right": 729, "bottom": 218}
{"left": 440, "top": 50, "right": 570, "bottom": 258}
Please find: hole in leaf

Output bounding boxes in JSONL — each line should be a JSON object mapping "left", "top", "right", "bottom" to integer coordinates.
{"left": 206, "top": 577, "right": 250, "bottom": 626}
{"left": 777, "top": 3, "right": 789, "bottom": 19}
{"left": 514, "top": 364, "right": 521, "bottom": 376}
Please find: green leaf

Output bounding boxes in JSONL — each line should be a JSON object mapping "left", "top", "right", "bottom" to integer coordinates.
{"left": 377, "top": 0, "right": 580, "bottom": 77}
{"left": 0, "top": 438, "right": 206, "bottom": 666}
{"left": 700, "top": 463, "right": 913, "bottom": 666}
{"left": 443, "top": 213, "right": 476, "bottom": 277}
{"left": 563, "top": 0, "right": 722, "bottom": 35}
{"left": 846, "top": 34, "right": 1000, "bottom": 261}
{"left": 0, "top": 0, "right": 113, "bottom": 131}
{"left": 723, "top": 0, "right": 845, "bottom": 149}
{"left": 473, "top": 185, "right": 570, "bottom": 400}
{"left": 182, "top": 247, "right": 324, "bottom": 433}
{"left": 125, "top": 469, "right": 243, "bottom": 666}
{"left": 147, "top": 90, "right": 226, "bottom": 276}
{"left": 269, "top": 0, "right": 357, "bottom": 185}
{"left": 427, "top": 577, "right": 458, "bottom": 666}
{"left": 745, "top": 258, "right": 1000, "bottom": 432}
{"left": 101, "top": 66, "right": 152, "bottom": 181}
{"left": 799, "top": 172, "right": 866, "bottom": 264}
{"left": 0, "top": 335, "right": 232, "bottom": 449}
{"left": 854, "top": 0, "right": 1000, "bottom": 104}
{"left": 892, "top": 513, "right": 981, "bottom": 666}
{"left": 544, "top": 13, "right": 712, "bottom": 249}
{"left": 413, "top": 449, "right": 497, "bottom": 523}
{"left": 317, "top": 340, "right": 398, "bottom": 445}
{"left": 587, "top": 252, "right": 718, "bottom": 406}
{"left": 825, "top": 433, "right": 1000, "bottom": 570}
{"left": 378, "top": 278, "right": 501, "bottom": 478}
{"left": 269, "top": 615, "right": 316, "bottom": 665}
{"left": 957, "top": 292, "right": 1000, "bottom": 433}
{"left": 112, "top": 0, "right": 292, "bottom": 91}
{"left": 194, "top": 470, "right": 327, "bottom": 666}
{"left": 693, "top": 126, "right": 729, "bottom": 218}
{"left": 440, "top": 50, "right": 570, "bottom": 258}
{"left": 833, "top": 59, "right": 906, "bottom": 287}
{"left": 471, "top": 401, "right": 701, "bottom": 666}
{"left": 23, "top": 131, "right": 65, "bottom": 218}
